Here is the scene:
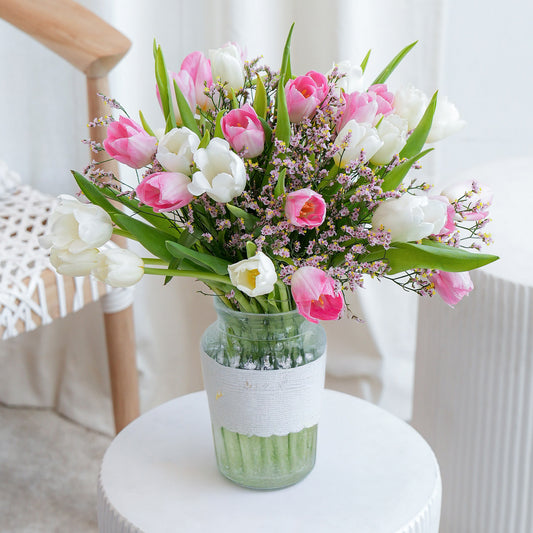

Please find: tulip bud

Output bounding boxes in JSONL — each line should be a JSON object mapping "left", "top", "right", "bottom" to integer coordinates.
{"left": 291, "top": 266, "right": 344, "bottom": 323}
{"left": 371, "top": 195, "right": 448, "bottom": 242}
{"left": 92, "top": 248, "right": 144, "bottom": 288}
{"left": 393, "top": 85, "right": 429, "bottom": 131}
{"left": 333, "top": 120, "right": 383, "bottom": 167}
{"left": 427, "top": 96, "right": 466, "bottom": 143}
{"left": 180, "top": 51, "right": 213, "bottom": 110}
{"left": 39, "top": 195, "right": 113, "bottom": 254}
{"left": 208, "top": 43, "right": 245, "bottom": 90}
{"left": 228, "top": 252, "right": 277, "bottom": 297}
{"left": 221, "top": 104, "right": 265, "bottom": 158}
{"left": 188, "top": 138, "right": 246, "bottom": 203}
{"left": 432, "top": 270, "right": 473, "bottom": 306}
{"left": 103, "top": 116, "right": 157, "bottom": 169}
{"left": 285, "top": 71, "right": 329, "bottom": 123}
{"left": 156, "top": 127, "right": 200, "bottom": 174}
{"left": 136, "top": 172, "right": 193, "bottom": 212}
{"left": 327, "top": 60, "right": 365, "bottom": 94}
{"left": 50, "top": 247, "right": 101, "bottom": 277}
{"left": 370, "top": 114, "right": 408, "bottom": 165}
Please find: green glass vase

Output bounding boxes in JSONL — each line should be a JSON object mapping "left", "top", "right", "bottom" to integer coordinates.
{"left": 201, "top": 298, "right": 327, "bottom": 490}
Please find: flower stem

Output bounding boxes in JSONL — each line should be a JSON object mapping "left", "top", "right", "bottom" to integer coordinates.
{"left": 141, "top": 258, "right": 168, "bottom": 265}
{"left": 143, "top": 267, "right": 232, "bottom": 285}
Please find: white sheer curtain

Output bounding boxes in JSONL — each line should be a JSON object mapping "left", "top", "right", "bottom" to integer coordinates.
{"left": 1, "top": 0, "right": 448, "bottom": 432}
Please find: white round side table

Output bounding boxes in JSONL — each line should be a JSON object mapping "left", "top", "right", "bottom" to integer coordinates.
{"left": 97, "top": 390, "right": 441, "bottom": 533}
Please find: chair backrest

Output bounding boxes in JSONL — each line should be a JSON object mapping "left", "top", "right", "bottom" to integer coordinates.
{"left": 0, "top": 0, "right": 131, "bottom": 174}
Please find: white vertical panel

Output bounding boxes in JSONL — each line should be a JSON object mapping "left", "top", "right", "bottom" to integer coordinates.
{"left": 413, "top": 270, "right": 533, "bottom": 532}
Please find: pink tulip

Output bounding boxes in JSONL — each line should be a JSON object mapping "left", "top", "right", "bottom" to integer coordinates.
{"left": 285, "top": 71, "right": 329, "bottom": 123}
{"left": 156, "top": 70, "right": 196, "bottom": 125}
{"left": 432, "top": 271, "right": 474, "bottom": 306}
{"left": 181, "top": 51, "right": 213, "bottom": 110}
{"left": 368, "top": 84, "right": 394, "bottom": 116}
{"left": 136, "top": 172, "right": 193, "bottom": 212}
{"left": 291, "top": 266, "right": 344, "bottom": 323}
{"left": 103, "top": 116, "right": 157, "bottom": 169}
{"left": 336, "top": 91, "right": 379, "bottom": 132}
{"left": 285, "top": 188, "right": 326, "bottom": 228}
{"left": 221, "top": 104, "right": 265, "bottom": 158}
{"left": 336, "top": 85, "right": 394, "bottom": 132}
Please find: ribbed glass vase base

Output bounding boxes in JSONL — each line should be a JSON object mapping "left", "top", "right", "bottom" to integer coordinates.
{"left": 212, "top": 425, "right": 318, "bottom": 489}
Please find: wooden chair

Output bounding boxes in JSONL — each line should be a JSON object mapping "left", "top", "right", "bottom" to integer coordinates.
{"left": 0, "top": 0, "right": 139, "bottom": 433}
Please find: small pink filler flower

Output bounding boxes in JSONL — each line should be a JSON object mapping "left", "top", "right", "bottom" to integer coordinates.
{"left": 432, "top": 270, "right": 474, "bottom": 306}
{"left": 136, "top": 172, "right": 193, "bottom": 212}
{"left": 221, "top": 104, "right": 265, "bottom": 158}
{"left": 285, "top": 188, "right": 326, "bottom": 228}
{"left": 285, "top": 71, "right": 329, "bottom": 123}
{"left": 104, "top": 116, "right": 157, "bottom": 169}
{"left": 291, "top": 266, "right": 344, "bottom": 323}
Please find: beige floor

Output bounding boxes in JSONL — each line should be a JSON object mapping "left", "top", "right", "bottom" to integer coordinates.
{"left": 0, "top": 405, "right": 111, "bottom": 533}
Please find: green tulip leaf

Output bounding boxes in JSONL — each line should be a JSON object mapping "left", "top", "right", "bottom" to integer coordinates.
{"left": 72, "top": 171, "right": 121, "bottom": 215}
{"left": 253, "top": 75, "right": 267, "bottom": 119}
{"left": 372, "top": 41, "right": 418, "bottom": 85}
{"left": 173, "top": 80, "right": 201, "bottom": 137}
{"left": 198, "top": 129, "right": 211, "bottom": 149}
{"left": 166, "top": 241, "right": 230, "bottom": 275}
{"left": 275, "top": 77, "right": 291, "bottom": 145}
{"left": 73, "top": 171, "right": 177, "bottom": 233}
{"left": 214, "top": 110, "right": 225, "bottom": 139}
{"left": 381, "top": 148, "right": 434, "bottom": 191}
{"left": 246, "top": 241, "right": 258, "bottom": 258}
{"left": 139, "top": 110, "right": 156, "bottom": 137}
{"left": 274, "top": 167, "right": 287, "bottom": 198}
{"left": 154, "top": 45, "right": 176, "bottom": 133}
{"left": 280, "top": 23, "right": 295, "bottom": 81}
{"left": 114, "top": 213, "right": 177, "bottom": 263}
{"left": 226, "top": 203, "right": 259, "bottom": 230}
{"left": 368, "top": 240, "right": 499, "bottom": 275}
{"left": 258, "top": 116, "right": 273, "bottom": 148}
{"left": 400, "top": 91, "right": 438, "bottom": 159}
{"left": 360, "top": 49, "right": 371, "bottom": 73}
{"left": 228, "top": 88, "right": 240, "bottom": 110}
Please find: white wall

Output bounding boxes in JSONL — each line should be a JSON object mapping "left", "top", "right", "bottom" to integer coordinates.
{"left": 437, "top": 0, "right": 533, "bottom": 185}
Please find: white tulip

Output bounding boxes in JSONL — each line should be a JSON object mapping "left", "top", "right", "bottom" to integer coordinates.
{"left": 372, "top": 195, "right": 448, "bottom": 242}
{"left": 228, "top": 252, "right": 277, "bottom": 297}
{"left": 327, "top": 60, "right": 365, "bottom": 94}
{"left": 333, "top": 119, "right": 383, "bottom": 167}
{"left": 50, "top": 247, "right": 101, "bottom": 277}
{"left": 427, "top": 97, "right": 466, "bottom": 143}
{"left": 188, "top": 138, "right": 247, "bottom": 203}
{"left": 393, "top": 85, "right": 429, "bottom": 131}
{"left": 208, "top": 43, "right": 245, "bottom": 90}
{"left": 39, "top": 195, "right": 113, "bottom": 253}
{"left": 370, "top": 114, "right": 409, "bottom": 165}
{"left": 156, "top": 127, "right": 200, "bottom": 174}
{"left": 92, "top": 248, "right": 144, "bottom": 288}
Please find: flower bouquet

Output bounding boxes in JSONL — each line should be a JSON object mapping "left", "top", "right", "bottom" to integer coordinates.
{"left": 42, "top": 26, "right": 498, "bottom": 489}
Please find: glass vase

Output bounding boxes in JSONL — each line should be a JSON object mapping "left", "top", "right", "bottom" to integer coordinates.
{"left": 201, "top": 297, "right": 327, "bottom": 490}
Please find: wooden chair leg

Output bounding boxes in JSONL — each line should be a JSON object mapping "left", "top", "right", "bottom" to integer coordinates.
{"left": 103, "top": 305, "right": 139, "bottom": 433}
